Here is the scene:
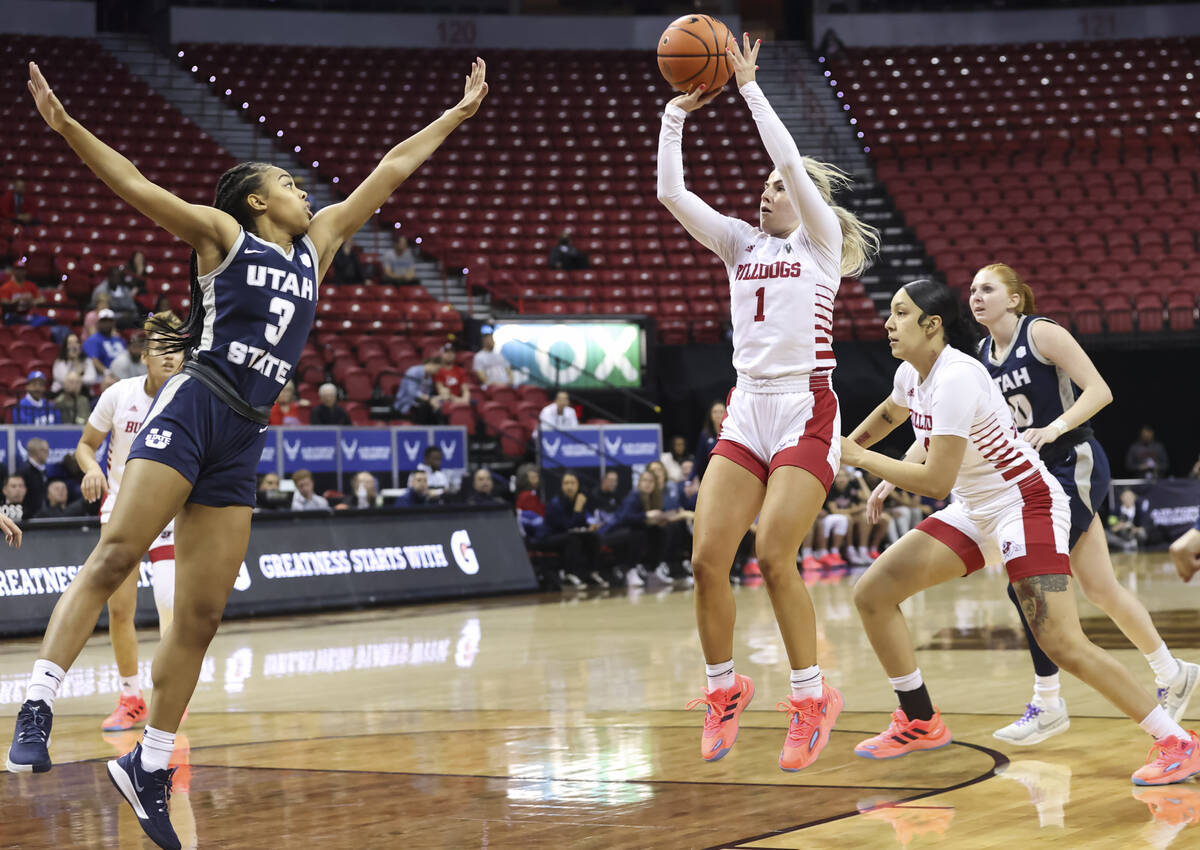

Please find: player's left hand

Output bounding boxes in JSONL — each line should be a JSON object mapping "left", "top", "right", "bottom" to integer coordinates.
{"left": 449, "top": 57, "right": 488, "bottom": 122}
{"left": 1, "top": 513, "right": 21, "bottom": 549}
{"left": 1022, "top": 425, "right": 1059, "bottom": 451}
{"left": 727, "top": 32, "right": 761, "bottom": 88}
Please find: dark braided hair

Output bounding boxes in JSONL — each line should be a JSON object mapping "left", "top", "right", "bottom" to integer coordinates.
{"left": 147, "top": 162, "right": 273, "bottom": 355}
{"left": 901, "top": 278, "right": 980, "bottom": 353}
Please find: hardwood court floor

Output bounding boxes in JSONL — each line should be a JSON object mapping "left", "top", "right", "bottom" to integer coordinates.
{"left": 1, "top": 551, "right": 1197, "bottom": 848}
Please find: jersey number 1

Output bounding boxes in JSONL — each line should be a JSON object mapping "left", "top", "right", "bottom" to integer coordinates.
{"left": 753, "top": 287, "right": 765, "bottom": 322}
{"left": 265, "top": 297, "right": 295, "bottom": 345}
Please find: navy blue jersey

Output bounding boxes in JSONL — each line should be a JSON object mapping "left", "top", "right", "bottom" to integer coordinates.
{"left": 979, "top": 315, "right": 1087, "bottom": 435}
{"left": 192, "top": 230, "right": 319, "bottom": 408}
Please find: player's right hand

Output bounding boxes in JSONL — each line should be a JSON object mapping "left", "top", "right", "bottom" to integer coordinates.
{"left": 668, "top": 84, "right": 723, "bottom": 113}
{"left": 866, "top": 480, "right": 894, "bottom": 525}
{"left": 1, "top": 514, "right": 21, "bottom": 549}
{"left": 27, "top": 62, "right": 70, "bottom": 133}
{"left": 81, "top": 469, "right": 108, "bottom": 503}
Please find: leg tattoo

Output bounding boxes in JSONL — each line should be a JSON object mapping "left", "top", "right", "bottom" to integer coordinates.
{"left": 1014, "top": 574, "right": 1069, "bottom": 631}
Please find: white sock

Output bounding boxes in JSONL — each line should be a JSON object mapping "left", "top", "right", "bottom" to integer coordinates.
{"left": 888, "top": 669, "right": 923, "bottom": 692}
{"left": 801, "top": 547, "right": 813, "bottom": 559}
{"left": 705, "top": 659, "right": 735, "bottom": 693}
{"left": 119, "top": 676, "right": 139, "bottom": 699}
{"left": 1144, "top": 642, "right": 1181, "bottom": 688}
{"left": 1034, "top": 673, "right": 1062, "bottom": 708}
{"left": 1139, "top": 704, "right": 1188, "bottom": 742}
{"left": 814, "top": 549, "right": 828, "bottom": 558}
{"left": 140, "top": 725, "right": 176, "bottom": 773}
{"left": 26, "top": 659, "right": 66, "bottom": 709}
{"left": 790, "top": 664, "right": 823, "bottom": 701}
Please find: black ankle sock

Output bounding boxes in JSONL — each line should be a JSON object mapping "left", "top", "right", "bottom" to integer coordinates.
{"left": 895, "top": 684, "right": 935, "bottom": 722}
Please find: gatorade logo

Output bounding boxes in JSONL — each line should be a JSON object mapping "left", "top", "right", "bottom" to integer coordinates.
{"left": 450, "top": 530, "right": 479, "bottom": 576}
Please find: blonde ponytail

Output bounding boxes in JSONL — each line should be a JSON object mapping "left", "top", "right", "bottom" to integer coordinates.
{"left": 802, "top": 157, "right": 880, "bottom": 278}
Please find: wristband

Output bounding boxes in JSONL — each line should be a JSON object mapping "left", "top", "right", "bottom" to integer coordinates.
{"left": 1048, "top": 418, "right": 1067, "bottom": 439}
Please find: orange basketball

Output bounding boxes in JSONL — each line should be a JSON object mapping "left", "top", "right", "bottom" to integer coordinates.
{"left": 656, "top": 14, "right": 736, "bottom": 93}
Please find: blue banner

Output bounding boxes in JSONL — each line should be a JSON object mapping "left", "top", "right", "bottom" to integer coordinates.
{"left": 430, "top": 427, "right": 467, "bottom": 472}
{"left": 539, "top": 424, "right": 661, "bottom": 471}
{"left": 339, "top": 428, "right": 393, "bottom": 473}
{"left": 258, "top": 432, "right": 277, "bottom": 475}
{"left": 601, "top": 426, "right": 662, "bottom": 466}
{"left": 540, "top": 427, "right": 601, "bottom": 469}
{"left": 13, "top": 427, "right": 84, "bottom": 478}
{"left": 279, "top": 428, "right": 339, "bottom": 474}
{"left": 396, "top": 430, "right": 430, "bottom": 471}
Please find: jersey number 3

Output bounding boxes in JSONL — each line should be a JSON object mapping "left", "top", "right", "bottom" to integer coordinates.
{"left": 753, "top": 287, "right": 765, "bottom": 322}
{"left": 265, "top": 297, "right": 295, "bottom": 345}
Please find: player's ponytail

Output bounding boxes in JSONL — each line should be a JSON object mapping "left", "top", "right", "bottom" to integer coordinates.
{"left": 902, "top": 278, "right": 980, "bottom": 353}
{"left": 147, "top": 162, "right": 272, "bottom": 356}
{"left": 978, "top": 262, "right": 1036, "bottom": 315}
{"left": 802, "top": 157, "right": 880, "bottom": 278}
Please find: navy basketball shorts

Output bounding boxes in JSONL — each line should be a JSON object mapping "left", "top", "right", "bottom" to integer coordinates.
{"left": 1047, "top": 437, "right": 1111, "bottom": 550}
{"left": 128, "top": 374, "right": 269, "bottom": 509}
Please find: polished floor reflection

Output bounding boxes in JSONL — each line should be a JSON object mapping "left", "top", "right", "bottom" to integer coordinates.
{"left": 1, "top": 552, "right": 1197, "bottom": 848}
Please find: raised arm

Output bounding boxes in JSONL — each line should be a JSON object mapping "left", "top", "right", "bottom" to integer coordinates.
{"left": 307, "top": 58, "right": 488, "bottom": 275}
{"left": 1022, "top": 319, "right": 1113, "bottom": 450}
{"left": 27, "top": 63, "right": 238, "bottom": 263}
{"left": 727, "top": 37, "right": 841, "bottom": 256}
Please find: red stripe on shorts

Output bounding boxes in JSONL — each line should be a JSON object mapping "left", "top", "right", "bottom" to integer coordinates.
{"left": 148, "top": 545, "right": 175, "bottom": 563}
{"left": 712, "top": 438, "right": 768, "bottom": 483}
{"left": 916, "top": 516, "right": 985, "bottom": 575}
{"left": 1006, "top": 473, "right": 1071, "bottom": 580}
{"left": 767, "top": 385, "right": 838, "bottom": 490}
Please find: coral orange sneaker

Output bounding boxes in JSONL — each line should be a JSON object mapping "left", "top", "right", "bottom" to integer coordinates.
{"left": 800, "top": 555, "right": 822, "bottom": 571}
{"left": 855, "top": 708, "right": 952, "bottom": 759}
{"left": 819, "top": 551, "right": 846, "bottom": 568}
{"left": 686, "top": 673, "right": 755, "bottom": 762}
{"left": 742, "top": 559, "right": 762, "bottom": 578}
{"left": 169, "top": 733, "right": 192, "bottom": 794}
{"left": 777, "top": 680, "right": 843, "bottom": 772}
{"left": 1132, "top": 731, "right": 1200, "bottom": 786}
{"left": 101, "top": 694, "right": 147, "bottom": 732}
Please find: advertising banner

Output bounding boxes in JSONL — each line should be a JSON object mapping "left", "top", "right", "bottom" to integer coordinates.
{"left": 539, "top": 424, "right": 661, "bottom": 472}
{"left": 279, "top": 428, "right": 339, "bottom": 474}
{"left": 1116, "top": 479, "right": 1200, "bottom": 545}
{"left": 429, "top": 427, "right": 467, "bottom": 472}
{"left": 492, "top": 321, "right": 644, "bottom": 389}
{"left": 600, "top": 425, "right": 662, "bottom": 467}
{"left": 0, "top": 506, "right": 536, "bottom": 637}
{"left": 339, "top": 428, "right": 393, "bottom": 474}
{"left": 397, "top": 430, "right": 430, "bottom": 471}
{"left": 540, "top": 427, "right": 601, "bottom": 469}
{"left": 259, "top": 431, "right": 278, "bottom": 475}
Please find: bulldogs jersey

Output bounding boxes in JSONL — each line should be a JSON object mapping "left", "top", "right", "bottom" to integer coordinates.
{"left": 192, "top": 230, "right": 319, "bottom": 408}
{"left": 88, "top": 375, "right": 173, "bottom": 527}
{"left": 891, "top": 346, "right": 1047, "bottom": 508}
{"left": 980, "top": 315, "right": 1084, "bottom": 433}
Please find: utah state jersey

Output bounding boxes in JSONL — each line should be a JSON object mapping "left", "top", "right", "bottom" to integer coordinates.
{"left": 980, "top": 315, "right": 1084, "bottom": 434}
{"left": 192, "top": 230, "right": 318, "bottom": 408}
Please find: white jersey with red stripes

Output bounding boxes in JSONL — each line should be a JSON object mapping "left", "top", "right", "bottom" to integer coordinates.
{"left": 890, "top": 345, "right": 1047, "bottom": 508}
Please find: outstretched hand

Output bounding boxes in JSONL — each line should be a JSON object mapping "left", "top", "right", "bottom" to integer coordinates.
{"left": 27, "top": 62, "right": 70, "bottom": 133}
{"left": 449, "top": 57, "right": 488, "bottom": 122}
{"left": 1, "top": 513, "right": 21, "bottom": 549}
{"left": 727, "top": 32, "right": 761, "bottom": 89}
{"left": 667, "top": 84, "right": 723, "bottom": 113}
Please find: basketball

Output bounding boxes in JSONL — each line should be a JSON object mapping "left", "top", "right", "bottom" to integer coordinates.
{"left": 656, "top": 14, "right": 735, "bottom": 93}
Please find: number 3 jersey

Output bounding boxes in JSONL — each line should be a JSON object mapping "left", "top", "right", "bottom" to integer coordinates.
{"left": 191, "top": 229, "right": 319, "bottom": 408}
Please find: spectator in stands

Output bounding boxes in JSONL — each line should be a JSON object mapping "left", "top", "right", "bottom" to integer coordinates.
{"left": 52, "top": 333, "right": 100, "bottom": 393}
{"left": 1106, "top": 488, "right": 1149, "bottom": 552}
{"left": 435, "top": 346, "right": 471, "bottom": 405}
{"left": 37, "top": 480, "right": 86, "bottom": 518}
{"left": 600, "top": 468, "right": 668, "bottom": 588}
{"left": 462, "top": 467, "right": 503, "bottom": 505}
{"left": 331, "top": 237, "right": 366, "bottom": 285}
{"left": 17, "top": 437, "right": 50, "bottom": 520}
{"left": 97, "top": 370, "right": 118, "bottom": 395}
{"left": 12, "top": 372, "right": 61, "bottom": 425}
{"left": 118, "top": 250, "right": 148, "bottom": 292}
{"left": 679, "top": 460, "right": 700, "bottom": 507}
{"left": 472, "top": 326, "right": 511, "bottom": 388}
{"left": 394, "top": 356, "right": 444, "bottom": 424}
{"left": 108, "top": 331, "right": 148, "bottom": 381}
{"left": 349, "top": 471, "right": 382, "bottom": 509}
{"left": 542, "top": 471, "right": 605, "bottom": 589}
{"left": 693, "top": 399, "right": 726, "bottom": 481}
{"left": 54, "top": 370, "right": 92, "bottom": 425}
{"left": 1126, "top": 425, "right": 1170, "bottom": 478}
{"left": 380, "top": 234, "right": 417, "bottom": 284}
{"left": 83, "top": 309, "right": 126, "bottom": 373}
{"left": 255, "top": 472, "right": 289, "bottom": 511}
{"left": 92, "top": 267, "right": 139, "bottom": 326}
{"left": 290, "top": 469, "right": 331, "bottom": 512}
{"left": 310, "top": 382, "right": 351, "bottom": 425}
{"left": 418, "top": 445, "right": 451, "bottom": 497}
{"left": 0, "top": 259, "right": 43, "bottom": 317}
{"left": 589, "top": 469, "right": 622, "bottom": 528}
{"left": 82, "top": 292, "right": 111, "bottom": 338}
{"left": 269, "top": 381, "right": 306, "bottom": 425}
{"left": 648, "top": 459, "right": 696, "bottom": 581}
{"left": 547, "top": 230, "right": 588, "bottom": 271}
{"left": 539, "top": 390, "right": 578, "bottom": 431}
{"left": 0, "top": 178, "right": 35, "bottom": 225}
{"left": 1, "top": 475, "right": 26, "bottom": 525}
{"left": 514, "top": 463, "right": 545, "bottom": 515}
{"left": 395, "top": 469, "right": 437, "bottom": 507}
{"left": 660, "top": 435, "right": 691, "bottom": 482}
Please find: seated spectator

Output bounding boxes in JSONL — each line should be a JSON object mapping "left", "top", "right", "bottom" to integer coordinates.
{"left": 54, "top": 370, "right": 92, "bottom": 425}
{"left": 1106, "top": 488, "right": 1148, "bottom": 552}
{"left": 547, "top": 230, "right": 588, "bottom": 270}
{"left": 542, "top": 471, "right": 606, "bottom": 588}
{"left": 82, "top": 292, "right": 112, "bottom": 338}
{"left": 589, "top": 469, "right": 622, "bottom": 528}
{"left": 349, "top": 471, "right": 382, "bottom": 509}
{"left": 678, "top": 460, "right": 699, "bottom": 509}
{"left": 0, "top": 259, "right": 43, "bottom": 316}
{"left": 17, "top": 437, "right": 49, "bottom": 520}
{"left": 0, "top": 177, "right": 36, "bottom": 225}
{"left": 647, "top": 459, "right": 695, "bottom": 581}
{"left": 472, "top": 326, "right": 511, "bottom": 388}
{"left": 539, "top": 390, "right": 578, "bottom": 431}
{"left": 37, "top": 480, "right": 86, "bottom": 518}
{"left": 52, "top": 333, "right": 100, "bottom": 393}
{"left": 380, "top": 234, "right": 417, "bottom": 284}
{"left": 462, "top": 467, "right": 503, "bottom": 505}
{"left": 435, "top": 346, "right": 471, "bottom": 405}
{"left": 395, "top": 469, "right": 439, "bottom": 507}
{"left": 331, "top": 237, "right": 366, "bottom": 285}
{"left": 694, "top": 399, "right": 726, "bottom": 482}
{"left": 310, "top": 382, "right": 351, "bottom": 426}
{"left": 418, "top": 446, "right": 451, "bottom": 498}
{"left": 83, "top": 309, "right": 127, "bottom": 373}
{"left": 12, "top": 372, "right": 62, "bottom": 425}
{"left": 269, "top": 381, "right": 306, "bottom": 426}
{"left": 660, "top": 435, "right": 692, "bottom": 482}
{"left": 119, "top": 249, "right": 148, "bottom": 293}
{"left": 1125, "top": 425, "right": 1170, "bottom": 478}
{"left": 514, "top": 463, "right": 545, "bottom": 515}
{"left": 822, "top": 466, "right": 868, "bottom": 565}
{"left": 91, "top": 267, "right": 140, "bottom": 325}
{"left": 256, "top": 472, "right": 290, "bottom": 511}
{"left": 108, "top": 331, "right": 148, "bottom": 381}
{"left": 290, "top": 469, "right": 331, "bottom": 512}
{"left": 1, "top": 475, "right": 25, "bottom": 525}
{"left": 394, "top": 357, "right": 444, "bottom": 424}
{"left": 600, "top": 468, "right": 672, "bottom": 588}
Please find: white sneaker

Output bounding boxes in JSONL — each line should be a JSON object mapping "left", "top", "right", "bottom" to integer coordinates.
{"left": 560, "top": 571, "right": 585, "bottom": 590}
{"left": 625, "top": 567, "right": 645, "bottom": 588}
{"left": 587, "top": 571, "right": 610, "bottom": 589}
{"left": 1160, "top": 661, "right": 1200, "bottom": 722}
{"left": 653, "top": 562, "right": 672, "bottom": 583}
{"left": 992, "top": 697, "right": 1070, "bottom": 745}
{"left": 846, "top": 547, "right": 869, "bottom": 566}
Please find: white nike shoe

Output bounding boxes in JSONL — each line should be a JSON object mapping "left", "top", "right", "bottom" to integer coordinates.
{"left": 653, "top": 562, "right": 672, "bottom": 583}
{"left": 1160, "top": 661, "right": 1200, "bottom": 722}
{"left": 993, "top": 696, "right": 1070, "bottom": 746}
{"left": 625, "top": 567, "right": 645, "bottom": 588}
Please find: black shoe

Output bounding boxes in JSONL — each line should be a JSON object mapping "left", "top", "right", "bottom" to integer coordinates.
{"left": 6, "top": 699, "right": 53, "bottom": 774}
{"left": 107, "top": 743, "right": 181, "bottom": 850}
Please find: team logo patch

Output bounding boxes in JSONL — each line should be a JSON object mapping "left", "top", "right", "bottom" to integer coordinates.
{"left": 144, "top": 428, "right": 173, "bottom": 449}
{"left": 1001, "top": 540, "right": 1026, "bottom": 560}
{"left": 300, "top": 253, "right": 312, "bottom": 268}
{"left": 1016, "top": 345, "right": 1027, "bottom": 358}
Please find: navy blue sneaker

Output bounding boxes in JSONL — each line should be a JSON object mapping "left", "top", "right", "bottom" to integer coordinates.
{"left": 6, "top": 699, "right": 53, "bottom": 774}
{"left": 107, "top": 743, "right": 181, "bottom": 850}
